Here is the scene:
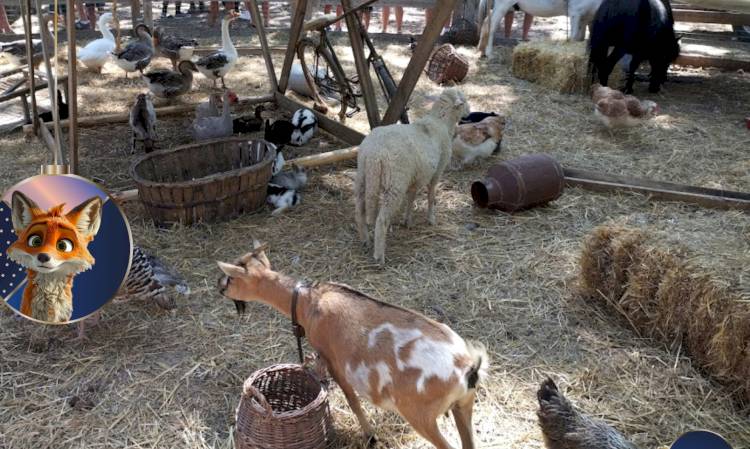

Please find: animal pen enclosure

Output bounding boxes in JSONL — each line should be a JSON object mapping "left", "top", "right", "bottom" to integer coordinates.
{"left": 0, "top": 1, "right": 749, "bottom": 449}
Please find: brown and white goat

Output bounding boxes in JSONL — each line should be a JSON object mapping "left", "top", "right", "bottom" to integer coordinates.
{"left": 217, "top": 241, "right": 488, "bottom": 449}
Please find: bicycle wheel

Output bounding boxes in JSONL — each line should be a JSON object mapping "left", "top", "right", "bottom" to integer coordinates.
{"left": 297, "top": 37, "right": 359, "bottom": 121}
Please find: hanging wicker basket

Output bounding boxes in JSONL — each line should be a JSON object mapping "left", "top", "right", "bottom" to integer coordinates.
{"left": 444, "top": 17, "right": 479, "bottom": 46}
{"left": 130, "top": 138, "right": 276, "bottom": 226}
{"left": 427, "top": 44, "right": 470, "bottom": 85}
{"left": 235, "top": 364, "right": 333, "bottom": 449}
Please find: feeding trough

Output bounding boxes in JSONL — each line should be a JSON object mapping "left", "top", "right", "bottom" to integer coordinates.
{"left": 235, "top": 364, "right": 333, "bottom": 449}
{"left": 130, "top": 138, "right": 276, "bottom": 226}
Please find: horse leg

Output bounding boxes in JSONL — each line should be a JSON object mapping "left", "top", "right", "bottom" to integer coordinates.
{"left": 624, "top": 53, "right": 643, "bottom": 94}
{"left": 485, "top": 0, "right": 513, "bottom": 58}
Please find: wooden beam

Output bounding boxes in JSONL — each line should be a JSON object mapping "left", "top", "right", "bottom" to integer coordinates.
{"left": 675, "top": 53, "right": 750, "bottom": 71}
{"left": 192, "top": 46, "right": 287, "bottom": 57}
{"left": 563, "top": 168, "right": 750, "bottom": 211}
{"left": 35, "top": 0, "right": 65, "bottom": 164}
{"left": 275, "top": 91, "right": 366, "bottom": 146}
{"left": 342, "top": 0, "right": 381, "bottom": 128}
{"left": 673, "top": 9, "right": 750, "bottom": 26}
{"left": 381, "top": 0, "right": 458, "bottom": 125}
{"left": 0, "top": 75, "right": 68, "bottom": 102}
{"left": 143, "top": 0, "right": 153, "bottom": 29}
{"left": 22, "top": 94, "right": 275, "bottom": 135}
{"left": 278, "top": 0, "right": 308, "bottom": 94}
{"left": 247, "top": 0, "right": 279, "bottom": 92}
{"left": 66, "top": 0, "right": 78, "bottom": 173}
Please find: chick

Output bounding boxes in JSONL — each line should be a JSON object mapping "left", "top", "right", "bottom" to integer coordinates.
{"left": 452, "top": 115, "right": 506, "bottom": 168}
{"left": 592, "top": 83, "right": 658, "bottom": 131}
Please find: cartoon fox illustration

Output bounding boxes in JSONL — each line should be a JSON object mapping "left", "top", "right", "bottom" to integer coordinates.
{"left": 6, "top": 191, "right": 103, "bottom": 323}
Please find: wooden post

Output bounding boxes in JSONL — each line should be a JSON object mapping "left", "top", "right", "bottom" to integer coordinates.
{"left": 278, "top": 0, "right": 307, "bottom": 94}
{"left": 21, "top": 0, "right": 38, "bottom": 133}
{"left": 131, "top": 0, "right": 142, "bottom": 23}
{"left": 247, "top": 0, "right": 278, "bottom": 92}
{"left": 341, "top": 0, "right": 380, "bottom": 128}
{"left": 143, "top": 0, "right": 153, "bottom": 29}
{"left": 67, "top": 0, "right": 79, "bottom": 173}
{"left": 381, "top": 0, "right": 458, "bottom": 125}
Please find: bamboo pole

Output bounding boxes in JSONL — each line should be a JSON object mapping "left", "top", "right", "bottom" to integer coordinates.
{"left": 21, "top": 0, "right": 38, "bottom": 134}
{"left": 35, "top": 0, "right": 65, "bottom": 164}
{"left": 66, "top": 0, "right": 78, "bottom": 173}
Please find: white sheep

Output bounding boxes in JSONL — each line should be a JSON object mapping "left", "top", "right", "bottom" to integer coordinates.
{"left": 355, "top": 88, "right": 470, "bottom": 264}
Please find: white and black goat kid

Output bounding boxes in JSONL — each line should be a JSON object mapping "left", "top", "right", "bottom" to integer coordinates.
{"left": 290, "top": 108, "right": 318, "bottom": 146}
{"left": 267, "top": 164, "right": 307, "bottom": 215}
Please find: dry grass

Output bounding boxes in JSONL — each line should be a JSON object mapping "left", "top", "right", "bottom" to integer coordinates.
{"left": 1, "top": 21, "right": 750, "bottom": 449}
{"left": 511, "top": 40, "right": 623, "bottom": 94}
{"left": 579, "top": 224, "right": 750, "bottom": 405}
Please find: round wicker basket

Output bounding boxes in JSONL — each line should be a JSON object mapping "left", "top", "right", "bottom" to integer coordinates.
{"left": 427, "top": 44, "right": 470, "bottom": 85}
{"left": 130, "top": 138, "right": 276, "bottom": 226}
{"left": 235, "top": 364, "right": 333, "bottom": 449}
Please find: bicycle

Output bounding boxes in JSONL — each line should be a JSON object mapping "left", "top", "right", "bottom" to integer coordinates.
{"left": 295, "top": 0, "right": 409, "bottom": 124}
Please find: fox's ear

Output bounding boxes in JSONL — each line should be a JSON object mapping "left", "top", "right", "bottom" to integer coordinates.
{"left": 68, "top": 196, "right": 103, "bottom": 238}
{"left": 11, "top": 191, "right": 40, "bottom": 233}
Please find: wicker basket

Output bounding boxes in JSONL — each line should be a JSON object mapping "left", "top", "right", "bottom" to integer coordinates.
{"left": 235, "top": 364, "right": 333, "bottom": 449}
{"left": 130, "top": 138, "right": 275, "bottom": 226}
{"left": 427, "top": 44, "right": 470, "bottom": 85}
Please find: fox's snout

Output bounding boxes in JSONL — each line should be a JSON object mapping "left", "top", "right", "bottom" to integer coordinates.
{"left": 37, "top": 253, "right": 50, "bottom": 263}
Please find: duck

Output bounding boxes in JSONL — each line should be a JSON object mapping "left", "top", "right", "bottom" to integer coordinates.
{"left": 192, "top": 89, "right": 234, "bottom": 141}
{"left": 77, "top": 13, "right": 115, "bottom": 73}
{"left": 195, "top": 10, "right": 239, "bottom": 88}
{"left": 112, "top": 24, "right": 154, "bottom": 78}
{"left": 233, "top": 105, "right": 264, "bottom": 134}
{"left": 153, "top": 26, "right": 199, "bottom": 70}
{"left": 129, "top": 93, "right": 157, "bottom": 153}
{"left": 142, "top": 60, "right": 197, "bottom": 99}
{"left": 196, "top": 90, "right": 238, "bottom": 119}
{"left": 1, "top": 13, "right": 54, "bottom": 68}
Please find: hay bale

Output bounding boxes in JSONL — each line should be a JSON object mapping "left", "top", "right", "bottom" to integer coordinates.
{"left": 579, "top": 225, "right": 750, "bottom": 405}
{"left": 511, "top": 40, "right": 624, "bottom": 95}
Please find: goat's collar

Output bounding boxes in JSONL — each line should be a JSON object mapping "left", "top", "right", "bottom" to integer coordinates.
{"left": 291, "top": 282, "right": 310, "bottom": 364}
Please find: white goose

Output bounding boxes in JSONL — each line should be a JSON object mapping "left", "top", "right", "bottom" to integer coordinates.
{"left": 195, "top": 10, "right": 239, "bottom": 88}
{"left": 77, "top": 13, "right": 115, "bottom": 73}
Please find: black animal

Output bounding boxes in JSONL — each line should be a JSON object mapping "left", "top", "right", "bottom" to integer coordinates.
{"left": 38, "top": 91, "right": 69, "bottom": 123}
{"left": 233, "top": 105, "right": 264, "bottom": 134}
{"left": 264, "top": 118, "right": 295, "bottom": 147}
{"left": 589, "top": 0, "right": 680, "bottom": 94}
{"left": 460, "top": 111, "right": 498, "bottom": 124}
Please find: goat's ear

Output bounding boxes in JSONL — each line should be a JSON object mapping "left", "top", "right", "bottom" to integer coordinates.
{"left": 252, "top": 238, "right": 263, "bottom": 250}
{"left": 217, "top": 261, "right": 245, "bottom": 278}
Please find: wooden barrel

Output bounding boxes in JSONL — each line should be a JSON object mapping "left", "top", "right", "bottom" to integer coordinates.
{"left": 131, "top": 138, "right": 276, "bottom": 226}
{"left": 471, "top": 154, "right": 564, "bottom": 212}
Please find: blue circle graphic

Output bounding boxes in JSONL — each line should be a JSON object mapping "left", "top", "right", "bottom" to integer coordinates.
{"left": 671, "top": 431, "right": 732, "bottom": 449}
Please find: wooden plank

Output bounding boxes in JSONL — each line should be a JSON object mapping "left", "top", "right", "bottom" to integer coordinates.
{"left": 22, "top": 94, "right": 275, "bottom": 134}
{"left": 563, "top": 168, "right": 750, "bottom": 211}
{"left": 0, "top": 75, "right": 68, "bottom": 102}
{"left": 275, "top": 91, "right": 366, "bottom": 145}
{"left": 675, "top": 53, "right": 750, "bottom": 71}
{"left": 35, "top": 0, "right": 65, "bottom": 165}
{"left": 381, "top": 0, "right": 458, "bottom": 125}
{"left": 143, "top": 0, "right": 153, "bottom": 30}
{"left": 247, "top": 0, "right": 279, "bottom": 92}
{"left": 278, "top": 0, "right": 308, "bottom": 94}
{"left": 674, "top": 8, "right": 750, "bottom": 25}
{"left": 342, "top": 0, "right": 381, "bottom": 128}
